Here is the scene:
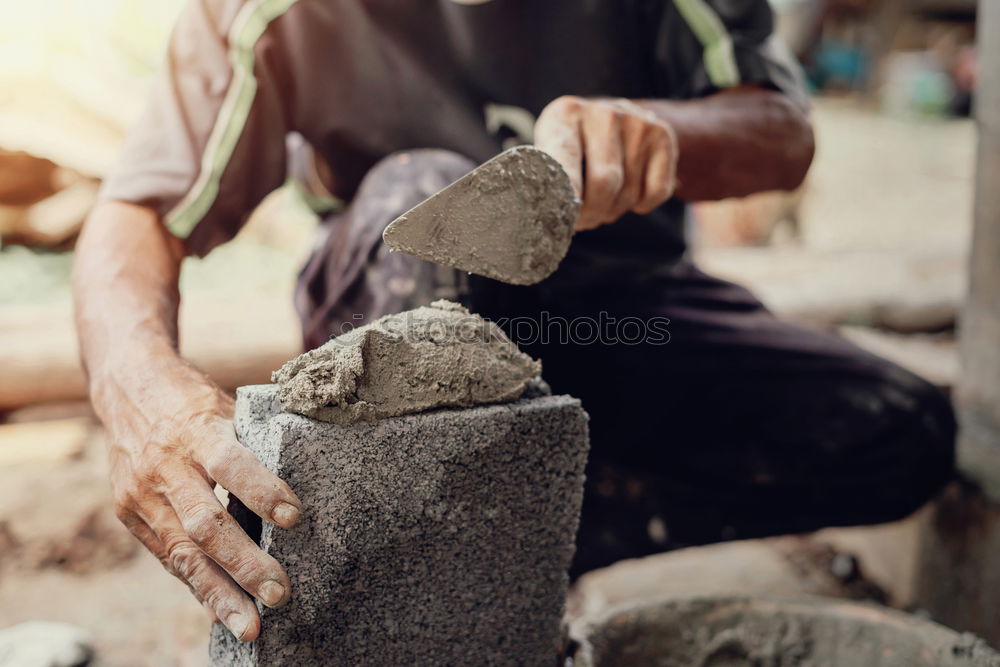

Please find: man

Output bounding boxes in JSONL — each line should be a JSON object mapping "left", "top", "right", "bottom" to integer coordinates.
{"left": 73, "top": 0, "right": 955, "bottom": 643}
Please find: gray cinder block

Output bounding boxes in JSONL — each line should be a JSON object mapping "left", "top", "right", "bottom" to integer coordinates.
{"left": 210, "top": 382, "right": 589, "bottom": 666}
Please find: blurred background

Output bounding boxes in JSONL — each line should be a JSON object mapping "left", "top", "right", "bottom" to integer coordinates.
{"left": 0, "top": 0, "right": 981, "bottom": 664}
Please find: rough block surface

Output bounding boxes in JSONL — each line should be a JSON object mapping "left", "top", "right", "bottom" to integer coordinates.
{"left": 210, "top": 382, "right": 589, "bottom": 666}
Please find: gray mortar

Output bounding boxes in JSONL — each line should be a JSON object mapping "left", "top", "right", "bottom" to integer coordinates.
{"left": 272, "top": 300, "right": 540, "bottom": 425}
{"left": 210, "top": 382, "right": 590, "bottom": 666}
{"left": 569, "top": 595, "right": 1000, "bottom": 667}
{"left": 382, "top": 146, "right": 579, "bottom": 285}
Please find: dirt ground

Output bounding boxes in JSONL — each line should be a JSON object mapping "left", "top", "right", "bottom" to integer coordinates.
{"left": 0, "top": 97, "right": 976, "bottom": 665}
{"left": 0, "top": 420, "right": 210, "bottom": 666}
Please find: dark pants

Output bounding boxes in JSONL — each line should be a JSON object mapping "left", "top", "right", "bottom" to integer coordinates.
{"left": 296, "top": 150, "right": 957, "bottom": 576}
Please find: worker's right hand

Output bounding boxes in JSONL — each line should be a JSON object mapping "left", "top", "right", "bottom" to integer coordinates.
{"left": 98, "top": 354, "right": 302, "bottom": 641}
{"left": 534, "top": 95, "right": 679, "bottom": 232}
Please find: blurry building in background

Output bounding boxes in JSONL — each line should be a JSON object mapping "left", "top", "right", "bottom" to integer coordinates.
{"left": 0, "top": 0, "right": 183, "bottom": 251}
{"left": 772, "top": 0, "right": 977, "bottom": 115}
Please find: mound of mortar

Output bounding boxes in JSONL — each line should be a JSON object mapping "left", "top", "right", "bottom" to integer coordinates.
{"left": 568, "top": 595, "right": 1000, "bottom": 667}
{"left": 272, "top": 300, "right": 540, "bottom": 424}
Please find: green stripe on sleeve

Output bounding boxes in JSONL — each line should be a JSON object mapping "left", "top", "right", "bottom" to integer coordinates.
{"left": 166, "top": 0, "right": 299, "bottom": 240}
{"left": 672, "top": 0, "right": 741, "bottom": 89}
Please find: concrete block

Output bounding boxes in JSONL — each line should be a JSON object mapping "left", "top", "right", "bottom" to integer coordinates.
{"left": 210, "top": 382, "right": 589, "bottom": 665}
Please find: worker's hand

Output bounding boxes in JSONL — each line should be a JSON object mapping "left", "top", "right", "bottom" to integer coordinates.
{"left": 100, "top": 355, "right": 302, "bottom": 642}
{"left": 535, "top": 96, "right": 679, "bottom": 231}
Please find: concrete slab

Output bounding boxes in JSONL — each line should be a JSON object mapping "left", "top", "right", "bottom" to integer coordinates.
{"left": 210, "top": 382, "right": 589, "bottom": 665}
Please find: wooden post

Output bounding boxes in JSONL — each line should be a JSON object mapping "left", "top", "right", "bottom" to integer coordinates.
{"left": 914, "top": 0, "right": 1000, "bottom": 646}
{"left": 955, "top": 0, "right": 1000, "bottom": 496}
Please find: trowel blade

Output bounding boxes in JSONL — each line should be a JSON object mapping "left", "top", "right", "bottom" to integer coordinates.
{"left": 382, "top": 146, "right": 580, "bottom": 286}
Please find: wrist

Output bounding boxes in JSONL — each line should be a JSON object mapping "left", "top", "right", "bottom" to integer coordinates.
{"left": 87, "top": 333, "right": 173, "bottom": 395}
{"left": 89, "top": 342, "right": 227, "bottom": 435}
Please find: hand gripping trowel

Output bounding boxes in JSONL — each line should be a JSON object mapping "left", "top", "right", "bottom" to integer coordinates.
{"left": 382, "top": 146, "right": 581, "bottom": 286}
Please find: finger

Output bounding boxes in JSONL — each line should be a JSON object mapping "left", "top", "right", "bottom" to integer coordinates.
{"left": 634, "top": 123, "right": 678, "bottom": 215}
{"left": 534, "top": 96, "right": 584, "bottom": 198}
{"left": 120, "top": 508, "right": 169, "bottom": 558}
{"left": 197, "top": 422, "right": 302, "bottom": 529}
{"left": 163, "top": 468, "right": 293, "bottom": 610}
{"left": 609, "top": 112, "right": 650, "bottom": 219}
{"left": 138, "top": 500, "right": 260, "bottom": 641}
{"left": 120, "top": 511, "right": 220, "bottom": 623}
{"left": 579, "top": 103, "right": 625, "bottom": 230}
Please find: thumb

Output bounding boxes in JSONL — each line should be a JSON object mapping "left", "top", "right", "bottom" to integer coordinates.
{"left": 534, "top": 102, "right": 584, "bottom": 199}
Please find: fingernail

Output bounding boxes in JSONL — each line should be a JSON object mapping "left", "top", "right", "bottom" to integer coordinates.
{"left": 226, "top": 612, "right": 251, "bottom": 640}
{"left": 259, "top": 580, "right": 286, "bottom": 607}
{"left": 273, "top": 502, "right": 300, "bottom": 527}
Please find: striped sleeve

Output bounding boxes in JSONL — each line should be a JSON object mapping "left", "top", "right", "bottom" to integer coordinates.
{"left": 100, "top": 0, "right": 299, "bottom": 256}
{"left": 657, "top": 0, "right": 809, "bottom": 109}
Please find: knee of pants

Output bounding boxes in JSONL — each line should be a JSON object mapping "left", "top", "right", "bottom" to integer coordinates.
{"left": 351, "top": 149, "right": 478, "bottom": 223}
{"left": 880, "top": 364, "right": 956, "bottom": 462}
{"left": 850, "top": 363, "right": 957, "bottom": 520}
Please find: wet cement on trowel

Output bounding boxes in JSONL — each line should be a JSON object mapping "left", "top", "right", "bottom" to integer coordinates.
{"left": 382, "top": 146, "right": 579, "bottom": 285}
{"left": 273, "top": 300, "right": 540, "bottom": 424}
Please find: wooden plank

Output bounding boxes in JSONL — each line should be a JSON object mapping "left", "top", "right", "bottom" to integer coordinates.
{"left": 0, "top": 289, "right": 302, "bottom": 411}
{"left": 0, "top": 418, "right": 90, "bottom": 465}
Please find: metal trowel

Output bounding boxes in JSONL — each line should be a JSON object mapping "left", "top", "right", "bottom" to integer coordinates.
{"left": 382, "top": 146, "right": 580, "bottom": 286}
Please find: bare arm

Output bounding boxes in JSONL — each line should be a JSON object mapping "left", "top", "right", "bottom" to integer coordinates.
{"left": 534, "top": 86, "right": 815, "bottom": 230}
{"left": 640, "top": 87, "right": 814, "bottom": 201}
{"left": 72, "top": 202, "right": 303, "bottom": 641}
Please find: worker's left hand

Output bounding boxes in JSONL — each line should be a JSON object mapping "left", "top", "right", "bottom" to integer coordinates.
{"left": 535, "top": 96, "right": 679, "bottom": 231}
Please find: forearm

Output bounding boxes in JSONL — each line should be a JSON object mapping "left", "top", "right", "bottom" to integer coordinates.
{"left": 73, "top": 202, "right": 214, "bottom": 426}
{"left": 638, "top": 86, "right": 815, "bottom": 201}
{"left": 74, "top": 202, "right": 297, "bottom": 640}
